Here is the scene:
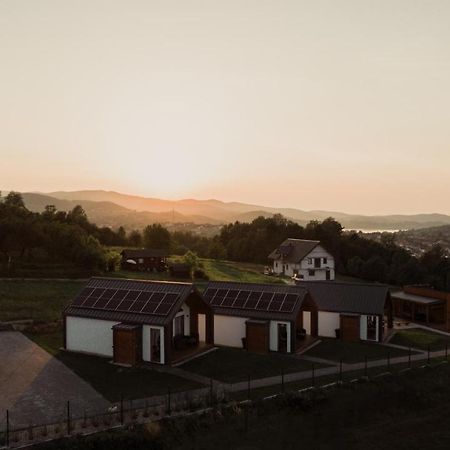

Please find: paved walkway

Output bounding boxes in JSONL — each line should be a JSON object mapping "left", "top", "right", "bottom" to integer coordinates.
{"left": 227, "top": 349, "right": 448, "bottom": 393}
{"left": 0, "top": 332, "right": 110, "bottom": 429}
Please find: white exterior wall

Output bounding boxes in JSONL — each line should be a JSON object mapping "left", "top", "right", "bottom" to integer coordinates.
{"left": 214, "top": 315, "right": 248, "bottom": 348}
{"left": 359, "top": 315, "right": 379, "bottom": 341}
{"left": 272, "top": 245, "right": 335, "bottom": 280}
{"left": 66, "top": 316, "right": 119, "bottom": 357}
{"left": 269, "top": 321, "right": 291, "bottom": 353}
{"left": 142, "top": 325, "right": 165, "bottom": 364}
{"left": 198, "top": 314, "right": 206, "bottom": 342}
{"left": 318, "top": 311, "right": 340, "bottom": 337}
{"left": 302, "top": 311, "right": 311, "bottom": 335}
{"left": 299, "top": 246, "right": 335, "bottom": 280}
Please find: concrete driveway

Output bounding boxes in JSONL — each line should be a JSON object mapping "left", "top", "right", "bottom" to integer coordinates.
{"left": 0, "top": 332, "right": 110, "bottom": 429}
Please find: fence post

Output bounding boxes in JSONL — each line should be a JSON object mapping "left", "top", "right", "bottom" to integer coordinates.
{"left": 446, "top": 344, "right": 448, "bottom": 361}
{"left": 364, "top": 356, "right": 368, "bottom": 378}
{"left": 209, "top": 378, "right": 214, "bottom": 407}
{"left": 167, "top": 388, "right": 172, "bottom": 415}
{"left": 339, "top": 359, "right": 343, "bottom": 382}
{"left": 427, "top": 345, "right": 430, "bottom": 365}
{"left": 67, "top": 401, "right": 71, "bottom": 435}
{"left": 408, "top": 347, "right": 411, "bottom": 368}
{"left": 6, "top": 410, "right": 9, "bottom": 448}
{"left": 281, "top": 368, "right": 285, "bottom": 393}
{"left": 387, "top": 353, "right": 390, "bottom": 372}
{"left": 247, "top": 375, "right": 251, "bottom": 400}
{"left": 244, "top": 403, "right": 249, "bottom": 433}
{"left": 120, "top": 394, "right": 124, "bottom": 425}
{"left": 311, "top": 364, "right": 315, "bottom": 387}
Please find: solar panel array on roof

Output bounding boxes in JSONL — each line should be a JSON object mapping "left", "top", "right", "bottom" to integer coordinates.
{"left": 204, "top": 286, "right": 299, "bottom": 313}
{"left": 71, "top": 284, "right": 182, "bottom": 317}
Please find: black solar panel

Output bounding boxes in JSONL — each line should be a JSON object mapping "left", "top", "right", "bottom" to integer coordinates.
{"left": 215, "top": 289, "right": 228, "bottom": 299}
{"left": 79, "top": 288, "right": 94, "bottom": 297}
{"left": 70, "top": 280, "right": 190, "bottom": 318}
{"left": 142, "top": 302, "right": 159, "bottom": 313}
{"left": 90, "top": 288, "right": 105, "bottom": 298}
{"left": 82, "top": 297, "right": 98, "bottom": 307}
{"left": 155, "top": 302, "right": 172, "bottom": 315}
{"left": 203, "top": 289, "right": 217, "bottom": 300}
{"left": 117, "top": 300, "right": 134, "bottom": 311}
{"left": 100, "top": 289, "right": 116, "bottom": 300}
{"left": 93, "top": 297, "right": 111, "bottom": 308}
{"left": 129, "top": 301, "right": 146, "bottom": 312}
{"left": 136, "top": 291, "right": 152, "bottom": 302}
{"left": 150, "top": 292, "right": 165, "bottom": 303}
{"left": 104, "top": 298, "right": 121, "bottom": 310}
{"left": 204, "top": 285, "right": 303, "bottom": 315}
{"left": 126, "top": 290, "right": 141, "bottom": 301}
{"left": 111, "top": 290, "right": 128, "bottom": 300}
{"left": 162, "top": 293, "right": 179, "bottom": 304}
{"left": 222, "top": 290, "right": 239, "bottom": 307}
{"left": 232, "top": 291, "right": 250, "bottom": 308}
{"left": 256, "top": 298, "right": 271, "bottom": 310}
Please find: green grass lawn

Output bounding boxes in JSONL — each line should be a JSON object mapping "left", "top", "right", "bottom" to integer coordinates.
{"left": 0, "top": 258, "right": 282, "bottom": 323}
{"left": 199, "top": 258, "right": 283, "bottom": 284}
{"left": 304, "top": 338, "right": 416, "bottom": 363}
{"left": 112, "top": 258, "right": 283, "bottom": 285}
{"left": 26, "top": 330, "right": 202, "bottom": 401}
{"left": 390, "top": 327, "right": 450, "bottom": 351}
{"left": 0, "top": 279, "right": 84, "bottom": 322}
{"left": 181, "top": 347, "right": 327, "bottom": 383}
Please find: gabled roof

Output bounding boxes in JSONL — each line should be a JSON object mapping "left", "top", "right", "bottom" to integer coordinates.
{"left": 64, "top": 277, "right": 200, "bottom": 326}
{"left": 268, "top": 239, "right": 321, "bottom": 263}
{"left": 296, "top": 281, "right": 390, "bottom": 315}
{"left": 203, "top": 281, "right": 312, "bottom": 321}
{"left": 121, "top": 249, "right": 168, "bottom": 259}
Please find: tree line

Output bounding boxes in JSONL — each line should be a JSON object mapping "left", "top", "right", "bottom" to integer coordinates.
{"left": 1, "top": 191, "right": 448, "bottom": 290}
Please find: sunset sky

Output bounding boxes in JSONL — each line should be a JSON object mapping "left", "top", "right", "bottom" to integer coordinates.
{"left": 1, "top": 0, "right": 449, "bottom": 215}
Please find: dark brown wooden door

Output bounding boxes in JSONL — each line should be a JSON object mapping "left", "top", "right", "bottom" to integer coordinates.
{"left": 114, "top": 329, "right": 138, "bottom": 365}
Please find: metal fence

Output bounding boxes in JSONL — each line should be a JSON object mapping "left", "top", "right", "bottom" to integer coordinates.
{"left": 0, "top": 384, "right": 230, "bottom": 449}
{"left": 0, "top": 350, "right": 448, "bottom": 449}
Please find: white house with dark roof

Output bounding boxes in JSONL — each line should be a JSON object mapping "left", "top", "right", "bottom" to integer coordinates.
{"left": 296, "top": 281, "right": 393, "bottom": 342}
{"left": 64, "top": 277, "right": 214, "bottom": 366}
{"left": 203, "top": 281, "right": 319, "bottom": 354}
{"left": 268, "top": 239, "right": 335, "bottom": 280}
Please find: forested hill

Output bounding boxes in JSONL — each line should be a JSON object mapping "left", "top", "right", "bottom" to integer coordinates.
{"left": 1, "top": 191, "right": 449, "bottom": 291}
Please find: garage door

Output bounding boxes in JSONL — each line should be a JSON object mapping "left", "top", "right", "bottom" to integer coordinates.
{"left": 66, "top": 316, "right": 118, "bottom": 357}
{"left": 214, "top": 315, "right": 248, "bottom": 348}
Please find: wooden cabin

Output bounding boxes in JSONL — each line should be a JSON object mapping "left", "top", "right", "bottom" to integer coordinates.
{"left": 391, "top": 285, "right": 450, "bottom": 331}
{"left": 121, "top": 249, "right": 168, "bottom": 272}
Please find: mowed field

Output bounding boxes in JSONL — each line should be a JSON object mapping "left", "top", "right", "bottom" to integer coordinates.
{"left": 0, "top": 279, "right": 84, "bottom": 322}
{"left": 0, "top": 258, "right": 282, "bottom": 323}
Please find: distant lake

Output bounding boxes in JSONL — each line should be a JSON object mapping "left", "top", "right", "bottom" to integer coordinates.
{"left": 348, "top": 229, "right": 401, "bottom": 234}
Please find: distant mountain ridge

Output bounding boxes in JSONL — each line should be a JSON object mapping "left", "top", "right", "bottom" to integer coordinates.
{"left": 10, "top": 189, "right": 450, "bottom": 231}
{"left": 18, "top": 193, "right": 221, "bottom": 229}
